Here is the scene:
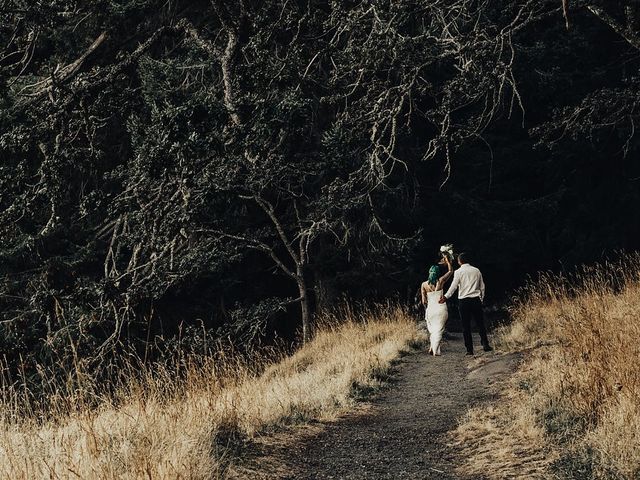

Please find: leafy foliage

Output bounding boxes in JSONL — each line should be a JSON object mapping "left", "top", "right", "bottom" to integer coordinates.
{"left": 1, "top": 0, "right": 639, "bottom": 389}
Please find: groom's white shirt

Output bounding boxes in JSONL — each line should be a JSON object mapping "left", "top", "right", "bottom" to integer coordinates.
{"left": 444, "top": 263, "right": 485, "bottom": 301}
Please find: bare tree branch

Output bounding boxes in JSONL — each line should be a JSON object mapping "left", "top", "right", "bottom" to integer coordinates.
{"left": 180, "top": 18, "right": 243, "bottom": 126}
{"left": 587, "top": 4, "right": 640, "bottom": 51}
{"left": 19, "top": 31, "right": 108, "bottom": 97}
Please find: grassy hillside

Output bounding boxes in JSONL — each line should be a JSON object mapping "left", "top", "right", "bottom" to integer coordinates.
{"left": 0, "top": 305, "right": 421, "bottom": 479}
{"left": 456, "top": 254, "right": 640, "bottom": 479}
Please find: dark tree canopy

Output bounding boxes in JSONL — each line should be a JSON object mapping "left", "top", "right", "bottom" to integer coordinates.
{"left": 1, "top": 0, "right": 639, "bottom": 389}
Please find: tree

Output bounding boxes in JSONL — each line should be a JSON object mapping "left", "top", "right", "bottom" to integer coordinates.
{"left": 1, "top": 0, "right": 603, "bottom": 383}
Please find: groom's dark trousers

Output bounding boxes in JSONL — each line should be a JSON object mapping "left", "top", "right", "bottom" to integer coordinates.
{"left": 458, "top": 297, "right": 489, "bottom": 354}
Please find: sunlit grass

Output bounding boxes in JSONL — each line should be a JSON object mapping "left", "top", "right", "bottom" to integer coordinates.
{"left": 0, "top": 304, "right": 421, "bottom": 479}
{"left": 456, "top": 253, "right": 640, "bottom": 479}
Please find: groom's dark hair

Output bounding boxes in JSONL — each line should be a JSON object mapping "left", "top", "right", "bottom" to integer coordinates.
{"left": 457, "top": 252, "right": 468, "bottom": 264}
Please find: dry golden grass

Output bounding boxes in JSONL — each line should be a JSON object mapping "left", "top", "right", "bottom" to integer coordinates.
{"left": 0, "top": 304, "right": 421, "bottom": 479}
{"left": 455, "top": 254, "right": 640, "bottom": 479}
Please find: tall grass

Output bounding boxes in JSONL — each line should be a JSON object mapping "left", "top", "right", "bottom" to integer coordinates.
{"left": 456, "top": 253, "right": 640, "bottom": 479}
{"left": 0, "top": 304, "right": 420, "bottom": 479}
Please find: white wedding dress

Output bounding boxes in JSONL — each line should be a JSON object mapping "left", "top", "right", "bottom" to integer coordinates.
{"left": 425, "top": 289, "right": 448, "bottom": 355}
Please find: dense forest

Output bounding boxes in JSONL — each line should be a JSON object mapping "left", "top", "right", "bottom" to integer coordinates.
{"left": 1, "top": 0, "right": 639, "bottom": 387}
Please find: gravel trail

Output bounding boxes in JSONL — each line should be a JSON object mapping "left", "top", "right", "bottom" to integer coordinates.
{"left": 234, "top": 332, "right": 519, "bottom": 480}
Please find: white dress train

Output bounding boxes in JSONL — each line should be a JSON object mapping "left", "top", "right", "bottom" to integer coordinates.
{"left": 425, "top": 289, "right": 448, "bottom": 355}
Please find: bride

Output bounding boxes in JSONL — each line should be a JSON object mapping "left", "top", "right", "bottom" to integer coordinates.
{"left": 421, "top": 254, "right": 453, "bottom": 356}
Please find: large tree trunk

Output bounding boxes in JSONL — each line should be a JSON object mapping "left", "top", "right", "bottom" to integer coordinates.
{"left": 297, "top": 270, "right": 311, "bottom": 343}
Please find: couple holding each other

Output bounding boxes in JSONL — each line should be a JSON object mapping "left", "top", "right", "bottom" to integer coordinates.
{"left": 420, "top": 249, "right": 492, "bottom": 356}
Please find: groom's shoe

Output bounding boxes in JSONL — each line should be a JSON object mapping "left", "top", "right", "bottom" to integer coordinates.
{"left": 483, "top": 345, "right": 493, "bottom": 352}
{"left": 465, "top": 351, "right": 474, "bottom": 356}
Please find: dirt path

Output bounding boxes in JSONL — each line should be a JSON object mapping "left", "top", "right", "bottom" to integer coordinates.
{"left": 235, "top": 332, "right": 519, "bottom": 480}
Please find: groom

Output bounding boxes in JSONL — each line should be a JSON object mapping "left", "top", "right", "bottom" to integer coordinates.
{"left": 439, "top": 252, "right": 492, "bottom": 355}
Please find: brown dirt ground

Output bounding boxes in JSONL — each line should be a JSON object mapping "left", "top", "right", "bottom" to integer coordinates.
{"left": 229, "top": 331, "right": 521, "bottom": 480}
